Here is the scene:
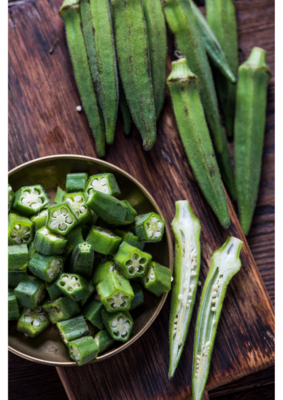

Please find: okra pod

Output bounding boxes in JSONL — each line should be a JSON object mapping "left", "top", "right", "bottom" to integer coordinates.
{"left": 8, "top": 288, "right": 20, "bottom": 320}
{"left": 87, "top": 226, "right": 122, "bottom": 255}
{"left": 12, "top": 185, "right": 49, "bottom": 217}
{"left": 83, "top": 299, "right": 105, "bottom": 330}
{"left": 92, "top": 261, "right": 117, "bottom": 286}
{"left": 86, "top": 190, "right": 128, "bottom": 225}
{"left": 68, "top": 336, "right": 99, "bottom": 366}
{"left": 34, "top": 227, "right": 68, "bottom": 256}
{"left": 54, "top": 186, "right": 66, "bottom": 204}
{"left": 8, "top": 244, "right": 29, "bottom": 271}
{"left": 167, "top": 59, "right": 230, "bottom": 229}
{"left": 56, "top": 315, "right": 90, "bottom": 345}
{"left": 8, "top": 184, "right": 15, "bottom": 212}
{"left": 8, "top": 213, "right": 34, "bottom": 245}
{"left": 102, "top": 309, "right": 133, "bottom": 342}
{"left": 94, "top": 330, "right": 114, "bottom": 355}
{"left": 69, "top": 242, "right": 95, "bottom": 280}
{"left": 234, "top": 47, "right": 271, "bottom": 235}
{"left": 63, "top": 192, "right": 91, "bottom": 225}
{"left": 8, "top": 271, "right": 27, "bottom": 289}
{"left": 28, "top": 253, "right": 64, "bottom": 283}
{"left": 119, "top": 76, "right": 131, "bottom": 135}
{"left": 114, "top": 229, "right": 145, "bottom": 251}
{"left": 66, "top": 226, "right": 84, "bottom": 255}
{"left": 14, "top": 275, "right": 46, "bottom": 309}
{"left": 46, "top": 202, "right": 78, "bottom": 236}
{"left": 141, "top": 261, "right": 172, "bottom": 297}
{"left": 66, "top": 173, "right": 88, "bottom": 193}
{"left": 55, "top": 273, "right": 89, "bottom": 302}
{"left": 45, "top": 282, "right": 62, "bottom": 301}
{"left": 31, "top": 209, "right": 48, "bottom": 231}
{"left": 85, "top": 173, "right": 121, "bottom": 199}
{"left": 192, "top": 237, "right": 242, "bottom": 400}
{"left": 135, "top": 212, "right": 165, "bottom": 242}
{"left": 17, "top": 306, "right": 50, "bottom": 338}
{"left": 130, "top": 281, "right": 144, "bottom": 311}
{"left": 42, "top": 296, "right": 80, "bottom": 323}
{"left": 79, "top": 279, "right": 95, "bottom": 307}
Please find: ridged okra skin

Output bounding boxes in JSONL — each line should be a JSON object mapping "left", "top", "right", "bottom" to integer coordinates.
{"left": 121, "top": 200, "right": 137, "bottom": 225}
{"left": 63, "top": 192, "right": 91, "bottom": 225}
{"left": 92, "top": 261, "right": 118, "bottom": 286}
{"left": 94, "top": 330, "right": 115, "bottom": 355}
{"left": 8, "top": 244, "right": 29, "bottom": 271}
{"left": 68, "top": 336, "right": 99, "bottom": 366}
{"left": 66, "top": 173, "right": 88, "bottom": 193}
{"left": 59, "top": 0, "right": 106, "bottom": 157}
{"left": 55, "top": 273, "right": 89, "bottom": 302}
{"left": 130, "top": 281, "right": 144, "bottom": 310}
{"left": 206, "top": 0, "right": 238, "bottom": 139}
{"left": 34, "top": 227, "right": 68, "bottom": 256}
{"left": 8, "top": 288, "right": 20, "bottom": 320}
{"left": 8, "top": 271, "right": 27, "bottom": 288}
{"left": 85, "top": 173, "right": 121, "bottom": 199}
{"left": 111, "top": 0, "right": 156, "bottom": 150}
{"left": 114, "top": 229, "right": 145, "bottom": 251}
{"left": 17, "top": 307, "right": 50, "bottom": 338}
{"left": 162, "top": 0, "right": 235, "bottom": 200}
{"left": 80, "top": 0, "right": 118, "bottom": 145}
{"left": 56, "top": 315, "right": 90, "bottom": 345}
{"left": 135, "top": 212, "right": 165, "bottom": 242}
{"left": 141, "top": 262, "right": 172, "bottom": 297}
{"left": 192, "top": 237, "right": 242, "bottom": 400}
{"left": 79, "top": 279, "right": 95, "bottom": 307}
{"left": 45, "top": 282, "right": 62, "bottom": 301}
{"left": 169, "top": 200, "right": 201, "bottom": 378}
{"left": 54, "top": 186, "right": 66, "bottom": 204}
{"left": 83, "top": 299, "right": 105, "bottom": 330}
{"left": 28, "top": 253, "right": 64, "bottom": 283}
{"left": 31, "top": 209, "right": 48, "bottom": 231}
{"left": 69, "top": 242, "right": 95, "bottom": 279}
{"left": 14, "top": 275, "right": 46, "bottom": 309}
{"left": 102, "top": 309, "right": 133, "bottom": 342}
{"left": 119, "top": 77, "right": 132, "bottom": 135}
{"left": 42, "top": 296, "right": 80, "bottom": 323}
{"left": 8, "top": 184, "right": 15, "bottom": 212}
{"left": 8, "top": 213, "right": 34, "bottom": 245}
{"left": 86, "top": 190, "right": 128, "bottom": 225}
{"left": 234, "top": 48, "right": 271, "bottom": 236}
{"left": 66, "top": 226, "right": 84, "bottom": 255}
{"left": 47, "top": 202, "right": 78, "bottom": 236}
{"left": 167, "top": 59, "right": 230, "bottom": 229}
{"left": 87, "top": 226, "right": 122, "bottom": 255}
{"left": 12, "top": 185, "right": 49, "bottom": 217}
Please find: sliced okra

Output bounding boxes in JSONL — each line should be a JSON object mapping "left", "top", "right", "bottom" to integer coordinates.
{"left": 8, "top": 213, "right": 34, "bottom": 245}
{"left": 42, "top": 296, "right": 80, "bottom": 324}
{"left": 54, "top": 186, "right": 66, "bottom": 204}
{"left": 85, "top": 209, "right": 98, "bottom": 227}
{"left": 86, "top": 225, "right": 122, "bottom": 255}
{"left": 55, "top": 273, "right": 89, "bottom": 302}
{"left": 12, "top": 185, "right": 49, "bottom": 217}
{"left": 56, "top": 315, "right": 89, "bottom": 345}
{"left": 94, "top": 252, "right": 113, "bottom": 266}
{"left": 69, "top": 242, "right": 94, "bottom": 280}
{"left": 28, "top": 253, "right": 64, "bottom": 283}
{"left": 114, "top": 229, "right": 145, "bottom": 251}
{"left": 86, "top": 190, "right": 128, "bottom": 225}
{"left": 47, "top": 202, "right": 78, "bottom": 236}
{"left": 192, "top": 237, "right": 243, "bottom": 400}
{"left": 120, "top": 200, "right": 137, "bottom": 225}
{"left": 82, "top": 299, "right": 104, "bottom": 330}
{"left": 94, "top": 330, "right": 114, "bottom": 355}
{"left": 66, "top": 173, "right": 88, "bottom": 193}
{"left": 101, "top": 309, "right": 133, "bottom": 343}
{"left": 33, "top": 227, "right": 68, "bottom": 256}
{"left": 63, "top": 192, "right": 91, "bottom": 225}
{"left": 141, "top": 262, "right": 172, "bottom": 297}
{"left": 45, "top": 282, "right": 63, "bottom": 301}
{"left": 8, "top": 271, "right": 27, "bottom": 289}
{"left": 81, "top": 225, "right": 91, "bottom": 240}
{"left": 66, "top": 225, "right": 84, "bottom": 255}
{"left": 85, "top": 173, "right": 121, "bottom": 199}
{"left": 113, "top": 241, "right": 152, "bottom": 279}
{"left": 68, "top": 336, "right": 99, "bottom": 366}
{"left": 79, "top": 280, "right": 95, "bottom": 307}
{"left": 130, "top": 281, "right": 144, "bottom": 311}
{"left": 135, "top": 212, "right": 165, "bottom": 242}
{"left": 17, "top": 306, "right": 50, "bottom": 338}
{"left": 119, "top": 77, "right": 132, "bottom": 135}
{"left": 14, "top": 275, "right": 46, "bottom": 309}
{"left": 8, "top": 244, "right": 29, "bottom": 271}
{"left": 8, "top": 184, "right": 15, "bottom": 212}
{"left": 28, "top": 242, "right": 36, "bottom": 260}
{"left": 92, "top": 261, "right": 118, "bottom": 286}
{"left": 8, "top": 288, "right": 20, "bottom": 320}
{"left": 31, "top": 209, "right": 48, "bottom": 231}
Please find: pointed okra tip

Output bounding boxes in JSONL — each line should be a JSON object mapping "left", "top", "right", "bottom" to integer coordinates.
{"left": 167, "top": 57, "right": 199, "bottom": 83}
{"left": 59, "top": 0, "right": 79, "bottom": 17}
{"left": 244, "top": 47, "right": 271, "bottom": 74}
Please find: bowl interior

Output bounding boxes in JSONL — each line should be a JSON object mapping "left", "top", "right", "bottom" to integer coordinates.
{"left": 8, "top": 156, "right": 173, "bottom": 366}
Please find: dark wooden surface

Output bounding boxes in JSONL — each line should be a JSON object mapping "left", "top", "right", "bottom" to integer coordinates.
{"left": 8, "top": 0, "right": 274, "bottom": 399}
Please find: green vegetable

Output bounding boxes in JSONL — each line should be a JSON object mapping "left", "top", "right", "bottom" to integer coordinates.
{"left": 94, "top": 330, "right": 114, "bottom": 355}
{"left": 86, "top": 190, "right": 128, "bottom": 225}
{"left": 33, "top": 227, "right": 68, "bottom": 256}
{"left": 54, "top": 186, "right": 66, "bottom": 204}
{"left": 85, "top": 173, "right": 121, "bottom": 199}
{"left": 66, "top": 173, "right": 88, "bottom": 193}
{"left": 65, "top": 225, "right": 84, "bottom": 255}
{"left": 8, "top": 271, "right": 27, "bottom": 289}
{"left": 79, "top": 279, "right": 95, "bottom": 307}
{"left": 141, "top": 262, "right": 171, "bottom": 297}
{"left": 8, "top": 184, "right": 15, "bottom": 212}
{"left": 119, "top": 77, "right": 131, "bottom": 135}
{"left": 135, "top": 212, "right": 165, "bottom": 242}
{"left": 69, "top": 242, "right": 94, "bottom": 280}
{"left": 68, "top": 336, "right": 99, "bottom": 366}
{"left": 45, "top": 282, "right": 62, "bottom": 301}
{"left": 86, "top": 226, "right": 122, "bottom": 255}
{"left": 114, "top": 229, "right": 145, "bottom": 251}
{"left": 31, "top": 209, "right": 48, "bottom": 231}
{"left": 8, "top": 288, "right": 20, "bottom": 320}
{"left": 121, "top": 200, "right": 137, "bottom": 225}
{"left": 92, "top": 261, "right": 117, "bottom": 286}
{"left": 42, "top": 296, "right": 80, "bottom": 324}
{"left": 83, "top": 299, "right": 104, "bottom": 330}
{"left": 12, "top": 185, "right": 49, "bottom": 217}
{"left": 130, "top": 281, "right": 144, "bottom": 311}
{"left": 14, "top": 275, "right": 45, "bottom": 309}
{"left": 63, "top": 192, "right": 91, "bottom": 225}
{"left": 8, "top": 213, "right": 34, "bottom": 245}
{"left": 56, "top": 315, "right": 90, "bottom": 345}
{"left": 46, "top": 202, "right": 78, "bottom": 236}
{"left": 8, "top": 244, "right": 29, "bottom": 271}
{"left": 102, "top": 309, "right": 133, "bottom": 342}
{"left": 28, "top": 253, "right": 64, "bottom": 283}
{"left": 55, "top": 273, "right": 89, "bottom": 302}
{"left": 17, "top": 307, "right": 50, "bottom": 338}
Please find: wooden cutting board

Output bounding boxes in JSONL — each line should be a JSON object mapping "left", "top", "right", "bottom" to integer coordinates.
{"left": 8, "top": 0, "right": 274, "bottom": 399}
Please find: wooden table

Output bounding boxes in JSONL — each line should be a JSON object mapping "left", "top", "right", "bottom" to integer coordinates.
{"left": 8, "top": 0, "right": 274, "bottom": 399}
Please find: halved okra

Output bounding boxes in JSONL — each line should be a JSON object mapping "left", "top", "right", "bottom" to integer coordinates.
{"left": 54, "top": 186, "right": 66, "bottom": 204}
{"left": 86, "top": 190, "right": 128, "bottom": 225}
{"left": 47, "top": 202, "right": 78, "bottom": 236}
{"left": 79, "top": 280, "right": 95, "bottom": 307}
{"left": 102, "top": 309, "right": 133, "bottom": 343}
{"left": 45, "top": 282, "right": 62, "bottom": 301}
{"left": 66, "top": 226, "right": 84, "bottom": 255}
{"left": 55, "top": 273, "right": 89, "bottom": 302}
{"left": 92, "top": 261, "right": 118, "bottom": 286}
{"left": 28, "top": 253, "right": 64, "bottom": 283}
{"left": 63, "top": 192, "right": 91, "bottom": 225}
{"left": 68, "top": 336, "right": 99, "bottom": 366}
{"left": 42, "top": 297, "right": 80, "bottom": 323}
{"left": 56, "top": 315, "right": 90, "bottom": 345}
{"left": 8, "top": 271, "right": 27, "bottom": 288}
{"left": 8, "top": 288, "right": 20, "bottom": 320}
{"left": 8, "top": 184, "right": 15, "bottom": 212}
{"left": 114, "top": 229, "right": 145, "bottom": 251}
{"left": 17, "top": 306, "right": 50, "bottom": 338}
{"left": 12, "top": 185, "right": 49, "bottom": 217}
{"left": 86, "top": 226, "right": 122, "bottom": 255}
{"left": 69, "top": 242, "right": 94, "bottom": 280}
{"left": 94, "top": 330, "right": 114, "bottom": 355}
{"left": 141, "top": 262, "right": 172, "bottom": 297}
{"left": 85, "top": 173, "right": 121, "bottom": 199}
{"left": 31, "top": 209, "right": 48, "bottom": 231}
{"left": 33, "top": 227, "right": 68, "bottom": 256}
{"left": 8, "top": 213, "right": 34, "bottom": 245}
{"left": 8, "top": 244, "right": 29, "bottom": 271}
{"left": 130, "top": 281, "right": 144, "bottom": 311}
{"left": 66, "top": 173, "right": 88, "bottom": 193}
{"left": 113, "top": 242, "right": 152, "bottom": 279}
{"left": 135, "top": 212, "right": 165, "bottom": 242}
{"left": 82, "top": 299, "right": 104, "bottom": 330}
{"left": 14, "top": 275, "right": 45, "bottom": 309}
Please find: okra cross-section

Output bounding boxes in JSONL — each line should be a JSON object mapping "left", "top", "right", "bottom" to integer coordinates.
{"left": 69, "top": 242, "right": 94, "bottom": 280}
{"left": 68, "top": 336, "right": 99, "bottom": 366}
{"left": 86, "top": 190, "right": 128, "bottom": 225}
{"left": 94, "top": 330, "right": 114, "bottom": 355}
{"left": 28, "top": 253, "right": 64, "bottom": 283}
{"left": 12, "top": 185, "right": 49, "bottom": 217}
{"left": 14, "top": 275, "right": 45, "bottom": 309}
{"left": 8, "top": 184, "right": 15, "bottom": 212}
{"left": 31, "top": 209, "right": 48, "bottom": 231}
{"left": 141, "top": 262, "right": 172, "bottom": 297}
{"left": 192, "top": 237, "right": 242, "bottom": 400}
{"left": 55, "top": 273, "right": 89, "bottom": 302}
{"left": 8, "top": 244, "right": 29, "bottom": 271}
{"left": 56, "top": 315, "right": 90, "bottom": 345}
{"left": 102, "top": 309, "right": 133, "bottom": 342}
{"left": 42, "top": 297, "right": 80, "bottom": 324}
{"left": 66, "top": 173, "right": 88, "bottom": 193}
{"left": 33, "top": 227, "right": 68, "bottom": 256}
{"left": 47, "top": 202, "right": 78, "bottom": 236}
{"left": 17, "top": 307, "right": 50, "bottom": 338}
{"left": 93, "top": 261, "right": 118, "bottom": 286}
{"left": 85, "top": 173, "right": 121, "bottom": 198}
{"left": 113, "top": 241, "right": 152, "bottom": 279}
{"left": 8, "top": 213, "right": 34, "bottom": 245}
{"left": 135, "top": 212, "right": 165, "bottom": 242}
{"left": 83, "top": 299, "right": 104, "bottom": 330}
{"left": 63, "top": 192, "right": 91, "bottom": 225}
{"left": 8, "top": 288, "right": 20, "bottom": 320}
{"left": 86, "top": 226, "right": 122, "bottom": 255}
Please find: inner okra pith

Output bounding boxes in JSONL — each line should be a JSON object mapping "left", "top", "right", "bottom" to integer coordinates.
{"left": 135, "top": 212, "right": 165, "bottom": 242}
{"left": 12, "top": 185, "right": 50, "bottom": 217}
{"left": 85, "top": 173, "right": 121, "bottom": 198}
{"left": 28, "top": 253, "right": 64, "bottom": 283}
{"left": 8, "top": 213, "right": 34, "bottom": 245}
{"left": 47, "top": 202, "right": 78, "bottom": 236}
{"left": 63, "top": 192, "right": 91, "bottom": 225}
{"left": 55, "top": 273, "right": 89, "bottom": 302}
{"left": 17, "top": 307, "right": 50, "bottom": 338}
{"left": 33, "top": 227, "right": 68, "bottom": 256}
{"left": 102, "top": 309, "right": 133, "bottom": 342}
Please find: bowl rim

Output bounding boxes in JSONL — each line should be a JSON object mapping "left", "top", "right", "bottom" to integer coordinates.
{"left": 8, "top": 154, "right": 174, "bottom": 366}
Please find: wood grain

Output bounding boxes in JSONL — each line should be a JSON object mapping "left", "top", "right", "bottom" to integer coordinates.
{"left": 8, "top": 0, "right": 274, "bottom": 399}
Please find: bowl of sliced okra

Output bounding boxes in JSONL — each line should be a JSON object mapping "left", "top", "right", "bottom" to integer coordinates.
{"left": 8, "top": 155, "right": 173, "bottom": 366}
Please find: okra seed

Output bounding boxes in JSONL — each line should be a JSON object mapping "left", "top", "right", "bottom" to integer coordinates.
{"left": 211, "top": 299, "right": 217, "bottom": 304}
{"left": 191, "top": 271, "right": 197, "bottom": 276}
{"left": 178, "top": 294, "right": 183, "bottom": 300}
{"left": 211, "top": 307, "right": 216, "bottom": 312}
{"left": 154, "top": 232, "right": 161, "bottom": 238}
{"left": 171, "top": 277, "right": 174, "bottom": 282}
{"left": 33, "top": 320, "right": 40, "bottom": 327}
{"left": 212, "top": 291, "right": 217, "bottom": 297}
{"left": 111, "top": 321, "right": 117, "bottom": 327}
{"left": 190, "top": 284, "right": 194, "bottom": 289}
{"left": 24, "top": 316, "right": 32, "bottom": 323}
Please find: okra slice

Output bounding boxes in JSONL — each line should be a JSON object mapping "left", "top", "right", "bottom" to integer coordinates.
{"left": 94, "top": 330, "right": 114, "bottom": 355}
{"left": 42, "top": 297, "right": 80, "bottom": 323}
{"left": 54, "top": 186, "right": 66, "bottom": 204}
{"left": 86, "top": 190, "right": 128, "bottom": 225}
{"left": 28, "top": 253, "right": 64, "bottom": 283}
{"left": 46, "top": 202, "right": 78, "bottom": 236}
{"left": 66, "top": 173, "right": 88, "bottom": 193}
{"left": 130, "top": 281, "right": 144, "bottom": 311}
{"left": 192, "top": 237, "right": 242, "bottom": 400}
{"left": 68, "top": 336, "right": 99, "bottom": 366}
{"left": 87, "top": 226, "right": 122, "bottom": 255}
{"left": 56, "top": 315, "right": 90, "bottom": 345}
{"left": 102, "top": 309, "right": 133, "bottom": 342}
{"left": 94, "top": 252, "right": 113, "bottom": 266}
{"left": 12, "top": 185, "right": 49, "bottom": 217}
{"left": 45, "top": 282, "right": 62, "bottom": 301}
{"left": 8, "top": 244, "right": 29, "bottom": 271}
{"left": 92, "top": 261, "right": 118, "bottom": 286}
{"left": 82, "top": 299, "right": 104, "bottom": 330}
{"left": 69, "top": 242, "right": 94, "bottom": 279}
{"left": 31, "top": 209, "right": 48, "bottom": 231}
{"left": 8, "top": 213, "right": 34, "bottom": 245}
{"left": 14, "top": 275, "right": 45, "bottom": 309}
{"left": 8, "top": 288, "right": 20, "bottom": 320}
{"left": 8, "top": 271, "right": 27, "bottom": 288}
{"left": 121, "top": 200, "right": 137, "bottom": 225}
{"left": 28, "top": 242, "right": 36, "bottom": 260}
{"left": 85, "top": 209, "right": 99, "bottom": 226}
{"left": 8, "top": 184, "right": 15, "bottom": 212}
{"left": 135, "top": 212, "right": 165, "bottom": 242}
{"left": 17, "top": 306, "right": 50, "bottom": 338}
{"left": 63, "top": 192, "right": 91, "bottom": 225}
{"left": 114, "top": 229, "right": 144, "bottom": 251}
{"left": 79, "top": 280, "right": 95, "bottom": 307}
{"left": 113, "top": 242, "right": 152, "bottom": 279}
{"left": 141, "top": 262, "right": 172, "bottom": 297}
{"left": 66, "top": 226, "right": 84, "bottom": 255}
{"left": 85, "top": 173, "right": 121, "bottom": 199}
{"left": 33, "top": 227, "right": 68, "bottom": 256}
{"left": 55, "top": 273, "right": 89, "bottom": 302}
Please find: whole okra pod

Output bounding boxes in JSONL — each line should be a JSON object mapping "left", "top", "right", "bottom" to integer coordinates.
{"left": 234, "top": 47, "right": 271, "bottom": 235}
{"left": 167, "top": 58, "right": 230, "bottom": 229}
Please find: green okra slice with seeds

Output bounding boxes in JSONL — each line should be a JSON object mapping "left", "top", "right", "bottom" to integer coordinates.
{"left": 33, "top": 227, "right": 68, "bottom": 256}
{"left": 86, "top": 190, "right": 128, "bottom": 225}
{"left": 31, "top": 209, "right": 48, "bottom": 231}
{"left": 102, "top": 309, "right": 133, "bottom": 342}
{"left": 56, "top": 315, "right": 90, "bottom": 345}
{"left": 119, "top": 76, "right": 132, "bottom": 135}
{"left": 8, "top": 271, "right": 27, "bottom": 288}
{"left": 28, "top": 253, "right": 64, "bottom": 283}
{"left": 59, "top": 0, "right": 106, "bottom": 157}
{"left": 46, "top": 202, "right": 78, "bottom": 236}
{"left": 192, "top": 237, "right": 242, "bottom": 400}
{"left": 14, "top": 275, "right": 46, "bottom": 309}
{"left": 79, "top": 280, "right": 95, "bottom": 307}
{"left": 97, "top": 271, "right": 134, "bottom": 312}
{"left": 111, "top": 0, "right": 156, "bottom": 150}
{"left": 66, "top": 173, "right": 88, "bottom": 193}
{"left": 92, "top": 261, "right": 117, "bottom": 286}
{"left": 45, "top": 282, "right": 62, "bottom": 301}
{"left": 8, "top": 213, "right": 34, "bottom": 245}
{"left": 69, "top": 242, "right": 94, "bottom": 280}
{"left": 167, "top": 58, "right": 230, "bottom": 229}
{"left": 87, "top": 226, "right": 122, "bottom": 255}
{"left": 141, "top": 261, "right": 172, "bottom": 297}
{"left": 83, "top": 299, "right": 104, "bottom": 330}
{"left": 55, "top": 273, "right": 89, "bottom": 302}
{"left": 94, "top": 330, "right": 114, "bottom": 355}
{"left": 63, "top": 192, "right": 91, "bottom": 226}
{"left": 169, "top": 200, "right": 201, "bottom": 378}
{"left": 17, "top": 306, "right": 50, "bottom": 338}
{"left": 135, "top": 212, "right": 165, "bottom": 242}
{"left": 12, "top": 185, "right": 49, "bottom": 217}
{"left": 54, "top": 186, "right": 66, "bottom": 204}
{"left": 68, "top": 336, "right": 99, "bottom": 366}
{"left": 42, "top": 297, "right": 80, "bottom": 323}
{"left": 8, "top": 244, "right": 29, "bottom": 271}
{"left": 114, "top": 229, "right": 145, "bottom": 251}
{"left": 234, "top": 48, "right": 271, "bottom": 236}
{"left": 85, "top": 173, "right": 121, "bottom": 199}
{"left": 130, "top": 281, "right": 144, "bottom": 311}
{"left": 65, "top": 225, "right": 84, "bottom": 255}
{"left": 8, "top": 288, "right": 20, "bottom": 320}
{"left": 8, "top": 184, "right": 15, "bottom": 212}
